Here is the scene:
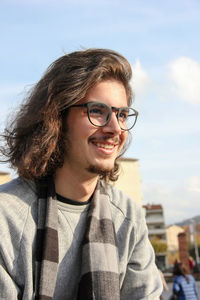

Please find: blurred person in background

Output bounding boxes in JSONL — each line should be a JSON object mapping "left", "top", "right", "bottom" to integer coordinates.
{"left": 172, "top": 261, "right": 199, "bottom": 300}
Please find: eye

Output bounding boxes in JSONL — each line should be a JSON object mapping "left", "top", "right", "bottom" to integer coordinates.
{"left": 89, "top": 104, "right": 107, "bottom": 116}
{"left": 89, "top": 107, "right": 103, "bottom": 115}
{"left": 119, "top": 109, "right": 129, "bottom": 121}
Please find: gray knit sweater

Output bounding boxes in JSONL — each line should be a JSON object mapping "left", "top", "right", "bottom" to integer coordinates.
{"left": 0, "top": 178, "right": 162, "bottom": 299}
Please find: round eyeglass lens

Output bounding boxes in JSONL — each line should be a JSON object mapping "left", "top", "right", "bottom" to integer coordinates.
{"left": 118, "top": 107, "right": 137, "bottom": 130}
{"left": 87, "top": 102, "right": 137, "bottom": 130}
{"left": 88, "top": 103, "right": 109, "bottom": 127}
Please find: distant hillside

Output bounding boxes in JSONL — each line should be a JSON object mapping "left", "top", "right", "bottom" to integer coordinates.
{"left": 175, "top": 215, "right": 200, "bottom": 227}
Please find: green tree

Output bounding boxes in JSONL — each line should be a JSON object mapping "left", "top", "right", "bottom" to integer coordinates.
{"left": 150, "top": 238, "right": 167, "bottom": 253}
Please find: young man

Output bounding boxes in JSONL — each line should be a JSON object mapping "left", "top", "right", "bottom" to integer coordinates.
{"left": 0, "top": 49, "right": 162, "bottom": 299}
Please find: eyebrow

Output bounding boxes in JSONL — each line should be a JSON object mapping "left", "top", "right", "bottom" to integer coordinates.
{"left": 71, "top": 101, "right": 130, "bottom": 109}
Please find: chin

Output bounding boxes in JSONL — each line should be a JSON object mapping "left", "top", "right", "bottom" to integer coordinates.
{"left": 86, "top": 163, "right": 114, "bottom": 176}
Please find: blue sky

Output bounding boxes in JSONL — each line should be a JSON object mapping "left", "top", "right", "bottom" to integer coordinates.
{"left": 1, "top": 0, "right": 200, "bottom": 224}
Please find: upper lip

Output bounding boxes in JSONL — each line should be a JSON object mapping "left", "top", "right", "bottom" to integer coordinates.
{"left": 89, "top": 136, "right": 120, "bottom": 146}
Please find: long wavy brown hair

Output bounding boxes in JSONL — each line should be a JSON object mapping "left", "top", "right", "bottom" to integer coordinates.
{"left": 0, "top": 48, "right": 133, "bottom": 182}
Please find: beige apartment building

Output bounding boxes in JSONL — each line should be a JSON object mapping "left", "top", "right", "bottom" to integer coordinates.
{"left": 0, "top": 172, "right": 11, "bottom": 185}
{"left": 113, "top": 157, "right": 142, "bottom": 205}
{"left": 166, "top": 225, "right": 184, "bottom": 252}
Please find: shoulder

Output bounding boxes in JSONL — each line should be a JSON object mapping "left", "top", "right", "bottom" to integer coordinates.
{"left": 173, "top": 275, "right": 180, "bottom": 282}
{"left": 101, "top": 181, "right": 144, "bottom": 224}
{"left": 0, "top": 178, "right": 38, "bottom": 275}
{"left": 174, "top": 275, "right": 187, "bottom": 284}
{"left": 0, "top": 177, "right": 37, "bottom": 222}
{"left": 173, "top": 275, "right": 182, "bottom": 287}
{"left": 187, "top": 274, "right": 195, "bottom": 282}
{"left": 0, "top": 177, "right": 37, "bottom": 203}
{"left": 174, "top": 275, "right": 182, "bottom": 280}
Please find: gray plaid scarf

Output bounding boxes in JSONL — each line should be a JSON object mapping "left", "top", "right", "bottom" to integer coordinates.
{"left": 34, "top": 177, "right": 120, "bottom": 299}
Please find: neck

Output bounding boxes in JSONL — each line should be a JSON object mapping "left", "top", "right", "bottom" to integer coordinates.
{"left": 54, "top": 164, "right": 99, "bottom": 202}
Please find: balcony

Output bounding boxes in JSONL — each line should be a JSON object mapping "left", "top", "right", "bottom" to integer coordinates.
{"left": 146, "top": 216, "right": 165, "bottom": 224}
{"left": 148, "top": 228, "right": 166, "bottom": 236}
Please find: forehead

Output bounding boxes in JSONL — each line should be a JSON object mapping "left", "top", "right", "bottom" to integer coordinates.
{"left": 80, "top": 80, "right": 128, "bottom": 107}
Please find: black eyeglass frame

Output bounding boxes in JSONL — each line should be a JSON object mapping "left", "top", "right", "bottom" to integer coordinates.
{"left": 70, "top": 101, "right": 138, "bottom": 131}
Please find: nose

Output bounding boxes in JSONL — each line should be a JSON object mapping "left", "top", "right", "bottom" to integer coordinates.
{"left": 101, "top": 112, "right": 121, "bottom": 135}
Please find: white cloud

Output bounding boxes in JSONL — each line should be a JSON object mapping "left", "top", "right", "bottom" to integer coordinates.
{"left": 131, "top": 59, "right": 153, "bottom": 100}
{"left": 130, "top": 57, "right": 200, "bottom": 106}
{"left": 185, "top": 176, "right": 200, "bottom": 193}
{"left": 142, "top": 177, "right": 200, "bottom": 225}
{"left": 168, "top": 57, "right": 200, "bottom": 104}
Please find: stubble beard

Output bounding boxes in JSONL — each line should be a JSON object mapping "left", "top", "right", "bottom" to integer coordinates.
{"left": 86, "top": 163, "right": 114, "bottom": 177}
{"left": 86, "top": 135, "right": 120, "bottom": 177}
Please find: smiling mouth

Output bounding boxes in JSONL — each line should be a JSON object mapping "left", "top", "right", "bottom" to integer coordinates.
{"left": 94, "top": 142, "right": 117, "bottom": 149}
{"left": 89, "top": 136, "right": 120, "bottom": 149}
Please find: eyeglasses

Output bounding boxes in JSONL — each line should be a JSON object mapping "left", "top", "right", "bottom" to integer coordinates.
{"left": 70, "top": 101, "right": 138, "bottom": 131}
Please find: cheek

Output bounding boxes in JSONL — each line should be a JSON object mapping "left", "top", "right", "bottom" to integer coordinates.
{"left": 121, "top": 131, "right": 128, "bottom": 143}
{"left": 118, "top": 132, "right": 128, "bottom": 153}
{"left": 70, "top": 121, "right": 98, "bottom": 143}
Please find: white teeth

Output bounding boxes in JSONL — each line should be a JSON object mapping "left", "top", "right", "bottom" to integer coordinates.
{"left": 96, "top": 143, "right": 114, "bottom": 149}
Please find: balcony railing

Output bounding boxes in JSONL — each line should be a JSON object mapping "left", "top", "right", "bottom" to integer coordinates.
{"left": 148, "top": 228, "right": 166, "bottom": 235}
